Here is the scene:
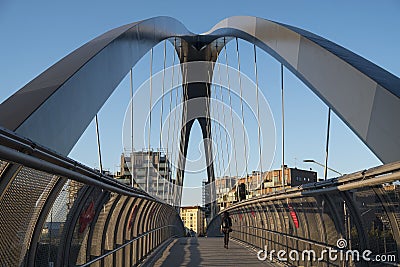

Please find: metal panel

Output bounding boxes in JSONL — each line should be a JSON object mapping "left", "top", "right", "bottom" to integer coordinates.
{"left": 297, "top": 36, "right": 377, "bottom": 139}
{"left": 0, "top": 165, "right": 58, "bottom": 266}
{"left": 118, "top": 197, "right": 138, "bottom": 267}
{"left": 28, "top": 177, "right": 66, "bottom": 266}
{"left": 367, "top": 84, "right": 400, "bottom": 163}
{"left": 128, "top": 198, "right": 144, "bottom": 266}
{"left": 102, "top": 194, "right": 122, "bottom": 251}
{"left": 88, "top": 191, "right": 112, "bottom": 259}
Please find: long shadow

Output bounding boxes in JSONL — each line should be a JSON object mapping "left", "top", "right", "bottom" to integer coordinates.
{"left": 188, "top": 237, "right": 201, "bottom": 266}
{"left": 159, "top": 237, "right": 202, "bottom": 267}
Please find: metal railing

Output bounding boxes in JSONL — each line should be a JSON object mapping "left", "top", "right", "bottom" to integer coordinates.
{"left": 207, "top": 162, "right": 400, "bottom": 267}
{"left": 79, "top": 225, "right": 178, "bottom": 266}
{"left": 0, "top": 127, "right": 184, "bottom": 266}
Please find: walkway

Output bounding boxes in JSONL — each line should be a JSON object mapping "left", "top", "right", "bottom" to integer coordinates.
{"left": 148, "top": 237, "right": 275, "bottom": 267}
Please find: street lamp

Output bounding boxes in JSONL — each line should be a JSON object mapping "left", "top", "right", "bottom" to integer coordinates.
{"left": 303, "top": 159, "right": 343, "bottom": 177}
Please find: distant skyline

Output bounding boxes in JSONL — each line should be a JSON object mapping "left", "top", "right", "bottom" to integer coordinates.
{"left": 1, "top": 1, "right": 399, "bottom": 206}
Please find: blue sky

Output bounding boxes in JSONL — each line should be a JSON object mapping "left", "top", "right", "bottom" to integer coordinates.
{"left": 1, "top": 0, "right": 399, "bottom": 205}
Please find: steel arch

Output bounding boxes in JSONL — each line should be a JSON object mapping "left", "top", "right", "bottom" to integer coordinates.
{"left": 0, "top": 16, "right": 398, "bottom": 163}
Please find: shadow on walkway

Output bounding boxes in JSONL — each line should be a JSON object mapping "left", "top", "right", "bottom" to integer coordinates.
{"left": 150, "top": 237, "right": 274, "bottom": 267}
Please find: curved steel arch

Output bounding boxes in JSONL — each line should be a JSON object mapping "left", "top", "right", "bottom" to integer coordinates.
{"left": 0, "top": 16, "right": 399, "bottom": 163}
{"left": 0, "top": 16, "right": 193, "bottom": 155}
{"left": 206, "top": 16, "right": 400, "bottom": 164}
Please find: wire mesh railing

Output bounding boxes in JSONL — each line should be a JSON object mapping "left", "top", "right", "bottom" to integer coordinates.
{"left": 0, "top": 127, "right": 184, "bottom": 266}
{"left": 207, "top": 161, "right": 400, "bottom": 267}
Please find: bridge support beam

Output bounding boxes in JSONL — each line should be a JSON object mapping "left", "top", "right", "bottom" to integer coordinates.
{"left": 175, "top": 39, "right": 220, "bottom": 216}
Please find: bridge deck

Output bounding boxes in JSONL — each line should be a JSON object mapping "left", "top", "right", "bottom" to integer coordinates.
{"left": 148, "top": 237, "right": 274, "bottom": 267}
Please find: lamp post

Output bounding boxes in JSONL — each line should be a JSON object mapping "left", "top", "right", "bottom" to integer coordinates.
{"left": 303, "top": 159, "right": 343, "bottom": 177}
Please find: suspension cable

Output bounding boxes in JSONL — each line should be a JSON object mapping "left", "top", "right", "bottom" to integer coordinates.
{"left": 171, "top": 43, "right": 182, "bottom": 206}
{"left": 210, "top": 83, "right": 220, "bottom": 202}
{"left": 217, "top": 58, "right": 230, "bottom": 176}
{"left": 223, "top": 40, "right": 240, "bottom": 200}
{"left": 95, "top": 114, "right": 103, "bottom": 174}
{"left": 216, "top": 60, "right": 226, "bottom": 181}
{"left": 203, "top": 66, "right": 215, "bottom": 203}
{"left": 168, "top": 38, "right": 176, "bottom": 205}
{"left": 177, "top": 45, "right": 185, "bottom": 205}
{"left": 130, "top": 69, "right": 134, "bottom": 187}
{"left": 159, "top": 40, "right": 167, "bottom": 200}
{"left": 281, "top": 63, "right": 285, "bottom": 189}
{"left": 179, "top": 61, "right": 189, "bottom": 206}
{"left": 215, "top": 47, "right": 228, "bottom": 207}
{"left": 209, "top": 54, "right": 222, "bottom": 201}
{"left": 166, "top": 38, "right": 176, "bottom": 205}
{"left": 213, "top": 45, "right": 224, "bottom": 200}
{"left": 181, "top": 60, "right": 189, "bottom": 172}
{"left": 217, "top": 43, "right": 233, "bottom": 204}
{"left": 235, "top": 37, "right": 249, "bottom": 191}
{"left": 205, "top": 54, "right": 214, "bottom": 212}
{"left": 171, "top": 64, "right": 179, "bottom": 174}
{"left": 253, "top": 44, "right": 263, "bottom": 192}
{"left": 209, "top": 76, "right": 216, "bottom": 175}
{"left": 147, "top": 48, "right": 154, "bottom": 193}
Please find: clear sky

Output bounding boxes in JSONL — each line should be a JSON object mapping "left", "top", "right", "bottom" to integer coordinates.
{"left": 0, "top": 0, "right": 399, "bottom": 206}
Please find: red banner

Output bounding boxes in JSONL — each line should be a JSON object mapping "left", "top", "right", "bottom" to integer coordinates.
{"left": 79, "top": 201, "right": 95, "bottom": 233}
{"left": 288, "top": 204, "right": 299, "bottom": 228}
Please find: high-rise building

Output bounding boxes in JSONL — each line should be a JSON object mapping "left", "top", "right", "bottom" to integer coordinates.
{"left": 118, "top": 150, "right": 175, "bottom": 204}
{"left": 202, "top": 180, "right": 211, "bottom": 222}
{"left": 180, "top": 206, "right": 206, "bottom": 236}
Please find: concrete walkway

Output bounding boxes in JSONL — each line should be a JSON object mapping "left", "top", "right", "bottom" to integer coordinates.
{"left": 149, "top": 237, "right": 275, "bottom": 267}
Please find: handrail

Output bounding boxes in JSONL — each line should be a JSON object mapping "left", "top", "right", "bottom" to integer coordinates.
{"left": 0, "top": 126, "right": 185, "bottom": 266}
{"left": 217, "top": 161, "right": 400, "bottom": 213}
{"left": 233, "top": 225, "right": 337, "bottom": 250}
{"left": 206, "top": 161, "right": 400, "bottom": 266}
{"left": 232, "top": 225, "right": 400, "bottom": 266}
{"left": 0, "top": 127, "right": 158, "bottom": 201}
{"left": 78, "top": 225, "right": 177, "bottom": 267}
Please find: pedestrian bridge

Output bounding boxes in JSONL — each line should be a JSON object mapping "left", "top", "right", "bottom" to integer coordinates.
{"left": 0, "top": 16, "right": 399, "bottom": 266}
